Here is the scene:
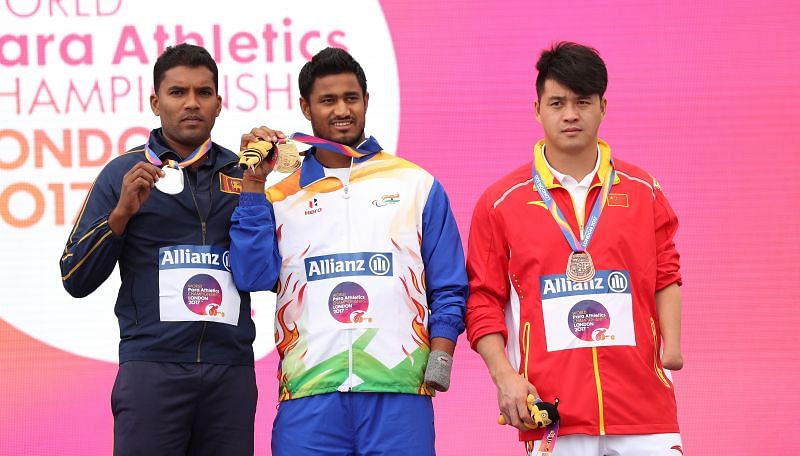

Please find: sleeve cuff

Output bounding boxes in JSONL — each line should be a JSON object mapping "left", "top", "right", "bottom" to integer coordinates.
{"left": 239, "top": 192, "right": 268, "bottom": 206}
{"left": 656, "top": 276, "right": 682, "bottom": 290}
{"left": 430, "top": 322, "right": 463, "bottom": 344}
{"left": 98, "top": 212, "right": 125, "bottom": 240}
{"left": 468, "top": 329, "right": 508, "bottom": 352}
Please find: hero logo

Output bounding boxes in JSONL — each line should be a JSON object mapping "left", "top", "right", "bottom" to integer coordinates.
{"left": 305, "top": 198, "right": 322, "bottom": 215}
{"left": 305, "top": 252, "right": 393, "bottom": 281}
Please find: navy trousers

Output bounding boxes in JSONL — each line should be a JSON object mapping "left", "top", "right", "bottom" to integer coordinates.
{"left": 111, "top": 361, "right": 257, "bottom": 456}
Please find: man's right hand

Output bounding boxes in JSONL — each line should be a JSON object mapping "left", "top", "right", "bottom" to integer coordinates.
{"left": 476, "top": 333, "right": 540, "bottom": 431}
{"left": 240, "top": 126, "right": 288, "bottom": 193}
{"left": 109, "top": 162, "right": 163, "bottom": 236}
{"left": 240, "top": 125, "right": 287, "bottom": 151}
{"left": 494, "top": 367, "right": 541, "bottom": 431}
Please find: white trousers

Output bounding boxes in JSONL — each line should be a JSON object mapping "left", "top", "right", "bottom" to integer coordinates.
{"left": 529, "top": 433, "right": 683, "bottom": 456}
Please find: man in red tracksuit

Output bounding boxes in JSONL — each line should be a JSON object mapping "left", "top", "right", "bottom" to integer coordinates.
{"left": 466, "top": 42, "right": 684, "bottom": 455}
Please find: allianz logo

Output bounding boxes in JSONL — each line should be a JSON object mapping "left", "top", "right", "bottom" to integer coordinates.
{"left": 305, "top": 252, "right": 393, "bottom": 281}
{"left": 160, "top": 247, "right": 230, "bottom": 271}
{"left": 541, "top": 271, "right": 629, "bottom": 296}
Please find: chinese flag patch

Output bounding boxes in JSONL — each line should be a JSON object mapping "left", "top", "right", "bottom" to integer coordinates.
{"left": 607, "top": 193, "right": 629, "bottom": 207}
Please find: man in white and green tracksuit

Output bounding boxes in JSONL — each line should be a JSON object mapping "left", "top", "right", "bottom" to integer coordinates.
{"left": 229, "top": 47, "right": 467, "bottom": 455}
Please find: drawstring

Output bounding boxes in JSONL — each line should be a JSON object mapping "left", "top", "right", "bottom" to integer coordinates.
{"left": 342, "top": 157, "right": 354, "bottom": 199}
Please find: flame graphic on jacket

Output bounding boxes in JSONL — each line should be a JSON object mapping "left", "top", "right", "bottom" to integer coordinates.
{"left": 275, "top": 242, "right": 311, "bottom": 358}
{"left": 275, "top": 283, "right": 307, "bottom": 401}
{"left": 400, "top": 267, "right": 429, "bottom": 351}
{"left": 275, "top": 293, "right": 303, "bottom": 356}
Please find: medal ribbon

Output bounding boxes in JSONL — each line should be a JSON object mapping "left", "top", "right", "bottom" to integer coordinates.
{"left": 536, "top": 421, "right": 559, "bottom": 456}
{"left": 144, "top": 136, "right": 212, "bottom": 169}
{"left": 531, "top": 147, "right": 615, "bottom": 253}
{"left": 289, "top": 132, "right": 372, "bottom": 158}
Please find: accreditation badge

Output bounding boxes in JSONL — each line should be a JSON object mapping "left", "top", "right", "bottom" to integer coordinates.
{"left": 158, "top": 245, "right": 241, "bottom": 325}
{"left": 301, "top": 251, "right": 394, "bottom": 332}
{"left": 540, "top": 270, "right": 635, "bottom": 352}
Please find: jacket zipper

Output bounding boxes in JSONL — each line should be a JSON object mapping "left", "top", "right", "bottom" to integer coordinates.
{"left": 196, "top": 323, "right": 208, "bottom": 362}
{"left": 583, "top": 185, "right": 605, "bottom": 433}
{"left": 185, "top": 164, "right": 218, "bottom": 363}
{"left": 592, "top": 347, "right": 606, "bottom": 434}
{"left": 344, "top": 159, "right": 354, "bottom": 390}
{"left": 566, "top": 191, "right": 585, "bottom": 238}
{"left": 567, "top": 183, "right": 605, "bottom": 432}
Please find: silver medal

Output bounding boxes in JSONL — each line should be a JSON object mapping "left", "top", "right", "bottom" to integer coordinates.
{"left": 155, "top": 166, "right": 184, "bottom": 195}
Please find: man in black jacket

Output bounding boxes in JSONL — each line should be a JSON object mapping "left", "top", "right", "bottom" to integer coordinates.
{"left": 60, "top": 43, "right": 278, "bottom": 456}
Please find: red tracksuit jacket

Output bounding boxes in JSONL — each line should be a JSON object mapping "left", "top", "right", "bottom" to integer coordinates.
{"left": 466, "top": 140, "right": 682, "bottom": 441}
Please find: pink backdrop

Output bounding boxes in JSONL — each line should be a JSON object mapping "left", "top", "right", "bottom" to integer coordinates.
{"left": 2, "top": 0, "right": 800, "bottom": 454}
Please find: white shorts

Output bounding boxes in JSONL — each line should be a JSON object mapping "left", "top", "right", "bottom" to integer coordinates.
{"left": 529, "top": 433, "right": 683, "bottom": 456}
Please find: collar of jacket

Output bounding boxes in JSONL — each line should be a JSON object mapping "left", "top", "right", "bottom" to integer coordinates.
{"left": 532, "top": 138, "right": 620, "bottom": 190}
{"left": 298, "top": 135, "right": 383, "bottom": 188}
{"left": 146, "top": 128, "right": 239, "bottom": 174}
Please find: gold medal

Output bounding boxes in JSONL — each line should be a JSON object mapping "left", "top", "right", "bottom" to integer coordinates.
{"left": 239, "top": 140, "right": 301, "bottom": 173}
{"left": 566, "top": 251, "right": 595, "bottom": 282}
{"left": 274, "top": 141, "right": 301, "bottom": 173}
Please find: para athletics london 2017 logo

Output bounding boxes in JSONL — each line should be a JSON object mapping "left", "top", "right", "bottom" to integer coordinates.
{"left": 328, "top": 281, "right": 372, "bottom": 324}
{"left": 183, "top": 274, "right": 224, "bottom": 317}
{"left": 568, "top": 300, "right": 614, "bottom": 342}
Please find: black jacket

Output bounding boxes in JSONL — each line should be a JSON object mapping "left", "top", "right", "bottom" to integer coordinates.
{"left": 60, "top": 129, "right": 254, "bottom": 366}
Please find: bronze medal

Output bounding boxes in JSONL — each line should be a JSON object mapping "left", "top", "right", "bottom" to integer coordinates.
{"left": 566, "top": 251, "right": 595, "bottom": 282}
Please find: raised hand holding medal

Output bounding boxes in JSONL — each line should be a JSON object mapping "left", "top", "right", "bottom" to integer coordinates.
{"left": 107, "top": 161, "right": 164, "bottom": 236}
{"left": 239, "top": 139, "right": 301, "bottom": 173}
{"left": 155, "top": 161, "right": 184, "bottom": 195}
{"left": 145, "top": 137, "right": 212, "bottom": 195}
{"left": 237, "top": 126, "right": 377, "bottom": 180}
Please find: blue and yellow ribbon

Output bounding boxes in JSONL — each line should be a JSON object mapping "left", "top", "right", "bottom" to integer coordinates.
{"left": 531, "top": 146, "right": 615, "bottom": 253}
{"left": 144, "top": 137, "right": 212, "bottom": 169}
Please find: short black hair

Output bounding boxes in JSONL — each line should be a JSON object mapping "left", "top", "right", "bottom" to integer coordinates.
{"left": 153, "top": 43, "right": 218, "bottom": 93}
{"left": 298, "top": 47, "right": 367, "bottom": 100}
{"left": 535, "top": 42, "right": 607, "bottom": 99}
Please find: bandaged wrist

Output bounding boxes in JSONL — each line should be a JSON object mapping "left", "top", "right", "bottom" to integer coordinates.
{"left": 424, "top": 350, "right": 453, "bottom": 392}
